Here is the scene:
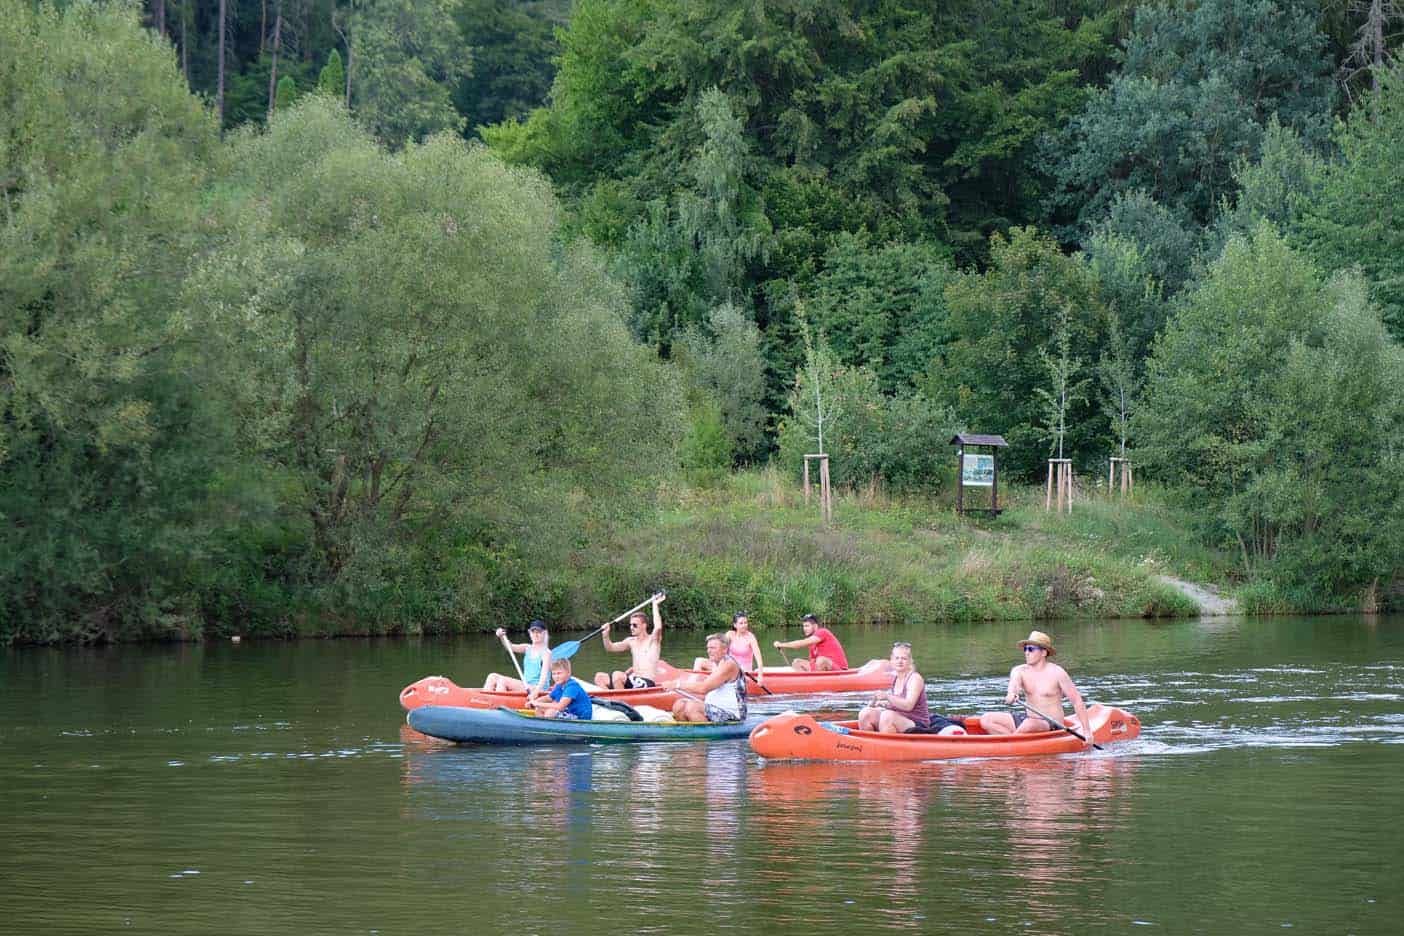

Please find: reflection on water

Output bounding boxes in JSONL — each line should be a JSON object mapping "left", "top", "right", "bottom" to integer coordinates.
{"left": 1, "top": 616, "right": 1401, "bottom": 935}
{"left": 752, "top": 755, "right": 1140, "bottom": 930}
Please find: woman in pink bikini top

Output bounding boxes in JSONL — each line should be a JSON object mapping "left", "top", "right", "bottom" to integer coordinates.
{"left": 725, "top": 613, "right": 764, "bottom": 687}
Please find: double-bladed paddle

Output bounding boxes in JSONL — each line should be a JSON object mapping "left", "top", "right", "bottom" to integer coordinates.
{"left": 1018, "top": 698, "right": 1102, "bottom": 751}
{"left": 552, "top": 593, "right": 665, "bottom": 661}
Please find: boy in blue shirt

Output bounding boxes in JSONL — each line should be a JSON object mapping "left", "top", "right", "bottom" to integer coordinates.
{"left": 528, "top": 658, "right": 593, "bottom": 720}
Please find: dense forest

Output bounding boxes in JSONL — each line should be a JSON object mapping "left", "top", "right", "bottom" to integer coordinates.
{"left": 3, "top": 0, "right": 1404, "bottom": 642}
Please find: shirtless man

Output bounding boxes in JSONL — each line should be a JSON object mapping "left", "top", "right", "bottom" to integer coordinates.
{"left": 978, "top": 630, "right": 1094, "bottom": 748}
{"left": 594, "top": 592, "right": 665, "bottom": 689}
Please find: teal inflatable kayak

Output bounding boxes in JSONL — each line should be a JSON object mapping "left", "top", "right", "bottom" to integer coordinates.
{"left": 407, "top": 705, "right": 761, "bottom": 745}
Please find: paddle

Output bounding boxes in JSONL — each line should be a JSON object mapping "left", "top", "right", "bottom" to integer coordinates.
{"left": 1018, "top": 699, "right": 1102, "bottom": 751}
{"left": 499, "top": 632, "right": 528, "bottom": 685}
{"left": 668, "top": 685, "right": 703, "bottom": 702}
{"left": 550, "top": 624, "right": 606, "bottom": 662}
{"left": 552, "top": 594, "right": 664, "bottom": 661}
{"left": 743, "top": 670, "right": 775, "bottom": 696}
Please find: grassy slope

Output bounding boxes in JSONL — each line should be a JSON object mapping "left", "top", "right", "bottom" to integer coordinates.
{"left": 563, "top": 469, "right": 1235, "bottom": 629}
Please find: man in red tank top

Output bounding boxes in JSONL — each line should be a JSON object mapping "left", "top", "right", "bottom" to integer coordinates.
{"left": 773, "top": 613, "right": 849, "bottom": 671}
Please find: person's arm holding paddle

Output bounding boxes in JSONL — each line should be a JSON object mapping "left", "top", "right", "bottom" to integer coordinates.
{"left": 1002, "top": 664, "right": 1023, "bottom": 707}
{"left": 746, "top": 631, "right": 764, "bottom": 687}
{"left": 1056, "top": 667, "right": 1094, "bottom": 749}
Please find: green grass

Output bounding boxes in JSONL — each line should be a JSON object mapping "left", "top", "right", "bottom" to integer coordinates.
{"left": 553, "top": 468, "right": 1231, "bottom": 630}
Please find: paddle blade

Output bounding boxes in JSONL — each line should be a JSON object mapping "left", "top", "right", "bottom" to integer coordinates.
{"left": 550, "top": 625, "right": 605, "bottom": 661}
{"left": 552, "top": 639, "right": 583, "bottom": 661}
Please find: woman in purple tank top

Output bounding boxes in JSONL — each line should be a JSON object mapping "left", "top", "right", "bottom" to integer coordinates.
{"left": 858, "top": 641, "right": 931, "bottom": 733}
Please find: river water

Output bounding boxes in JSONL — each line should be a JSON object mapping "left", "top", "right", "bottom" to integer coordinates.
{"left": 1, "top": 616, "right": 1400, "bottom": 935}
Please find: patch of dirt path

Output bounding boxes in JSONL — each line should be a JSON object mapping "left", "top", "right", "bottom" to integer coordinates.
{"left": 1156, "top": 575, "right": 1239, "bottom": 616}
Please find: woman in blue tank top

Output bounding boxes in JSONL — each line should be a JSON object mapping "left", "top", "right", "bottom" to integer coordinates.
{"left": 483, "top": 620, "right": 552, "bottom": 697}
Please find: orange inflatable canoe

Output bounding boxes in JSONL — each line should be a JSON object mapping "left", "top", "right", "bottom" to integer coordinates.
{"left": 655, "top": 659, "right": 892, "bottom": 696}
{"left": 748, "top": 704, "right": 1141, "bottom": 761}
{"left": 398, "top": 676, "right": 682, "bottom": 712}
{"left": 399, "top": 659, "right": 892, "bottom": 712}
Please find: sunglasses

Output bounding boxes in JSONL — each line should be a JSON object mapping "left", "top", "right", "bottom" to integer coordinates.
{"left": 1022, "top": 644, "right": 1044, "bottom": 653}
{"left": 892, "top": 641, "right": 912, "bottom": 649}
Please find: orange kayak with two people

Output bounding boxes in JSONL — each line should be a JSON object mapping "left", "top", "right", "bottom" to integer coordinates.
{"left": 748, "top": 703, "right": 1141, "bottom": 761}
{"left": 399, "top": 659, "right": 892, "bottom": 711}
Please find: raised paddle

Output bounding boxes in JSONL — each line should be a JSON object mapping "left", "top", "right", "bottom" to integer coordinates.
{"left": 1018, "top": 699, "right": 1102, "bottom": 751}
{"left": 552, "top": 593, "right": 666, "bottom": 661}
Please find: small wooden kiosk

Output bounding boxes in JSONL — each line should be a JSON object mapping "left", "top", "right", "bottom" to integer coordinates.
{"left": 951, "top": 433, "right": 1008, "bottom": 516}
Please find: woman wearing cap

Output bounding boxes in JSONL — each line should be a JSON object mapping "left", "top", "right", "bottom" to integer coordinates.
{"left": 483, "top": 620, "right": 552, "bottom": 698}
{"left": 978, "top": 630, "right": 1093, "bottom": 747}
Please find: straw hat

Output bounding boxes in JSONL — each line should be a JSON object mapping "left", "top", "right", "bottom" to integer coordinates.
{"left": 1018, "top": 630, "right": 1055, "bottom": 656}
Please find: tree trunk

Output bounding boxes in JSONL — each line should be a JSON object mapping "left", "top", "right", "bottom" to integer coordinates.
{"left": 332, "top": 11, "right": 352, "bottom": 107}
{"left": 1371, "top": 0, "right": 1384, "bottom": 92}
{"left": 179, "top": 2, "right": 189, "bottom": 80}
{"left": 154, "top": 0, "right": 166, "bottom": 35}
{"left": 216, "top": 0, "right": 228, "bottom": 129}
{"left": 267, "top": 11, "right": 282, "bottom": 124}
{"left": 260, "top": 0, "right": 267, "bottom": 53}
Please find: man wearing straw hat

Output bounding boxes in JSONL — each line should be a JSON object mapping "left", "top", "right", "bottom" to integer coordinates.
{"left": 978, "top": 630, "right": 1093, "bottom": 748}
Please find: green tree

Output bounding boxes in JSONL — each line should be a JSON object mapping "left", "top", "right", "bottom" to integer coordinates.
{"left": 929, "top": 227, "right": 1109, "bottom": 478}
{"left": 802, "top": 235, "right": 954, "bottom": 394}
{"left": 1098, "top": 312, "right": 1139, "bottom": 462}
{"left": 673, "top": 305, "right": 769, "bottom": 463}
{"left": 0, "top": 0, "right": 226, "bottom": 641}
{"left": 778, "top": 322, "right": 954, "bottom": 494}
{"left": 317, "top": 48, "right": 346, "bottom": 100}
{"left": 1136, "top": 225, "right": 1404, "bottom": 596}
{"left": 1083, "top": 229, "right": 1171, "bottom": 365}
{"left": 1048, "top": 0, "right": 1336, "bottom": 233}
{"left": 193, "top": 97, "right": 683, "bottom": 608}
{"left": 1034, "top": 304, "right": 1090, "bottom": 461}
{"left": 1292, "top": 63, "right": 1404, "bottom": 338}
{"left": 274, "top": 73, "right": 297, "bottom": 112}
{"left": 455, "top": 0, "right": 565, "bottom": 131}
{"left": 349, "top": 0, "right": 470, "bottom": 145}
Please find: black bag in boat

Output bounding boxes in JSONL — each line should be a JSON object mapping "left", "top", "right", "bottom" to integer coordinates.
{"left": 905, "top": 714, "right": 969, "bottom": 735}
{"left": 592, "top": 698, "right": 644, "bottom": 721}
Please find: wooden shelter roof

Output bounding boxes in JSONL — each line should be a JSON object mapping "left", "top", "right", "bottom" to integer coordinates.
{"left": 950, "top": 433, "right": 1008, "bottom": 447}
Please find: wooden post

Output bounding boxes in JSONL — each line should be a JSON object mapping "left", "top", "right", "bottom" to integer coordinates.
{"left": 804, "top": 454, "right": 832, "bottom": 523}
{"left": 1048, "top": 459, "right": 1073, "bottom": 514}
{"left": 1109, "top": 457, "right": 1133, "bottom": 498}
{"left": 956, "top": 446, "right": 965, "bottom": 514}
{"left": 991, "top": 449, "right": 1000, "bottom": 513}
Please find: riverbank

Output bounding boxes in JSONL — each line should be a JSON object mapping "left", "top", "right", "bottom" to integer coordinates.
{"left": 542, "top": 469, "right": 1233, "bottom": 633}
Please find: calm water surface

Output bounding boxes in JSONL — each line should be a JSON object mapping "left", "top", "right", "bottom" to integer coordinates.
{"left": 2, "top": 616, "right": 1401, "bottom": 935}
